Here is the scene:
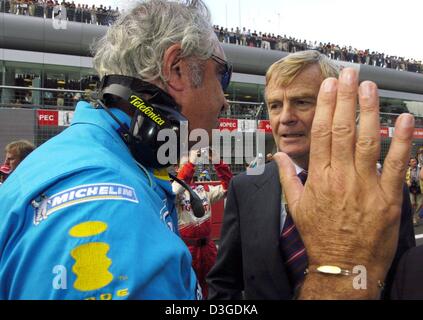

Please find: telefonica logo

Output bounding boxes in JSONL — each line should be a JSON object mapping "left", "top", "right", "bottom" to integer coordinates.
{"left": 129, "top": 95, "right": 166, "bottom": 126}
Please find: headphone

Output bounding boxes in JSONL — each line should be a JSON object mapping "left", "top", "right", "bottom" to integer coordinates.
{"left": 95, "top": 75, "right": 188, "bottom": 168}
{"left": 95, "top": 75, "right": 205, "bottom": 218}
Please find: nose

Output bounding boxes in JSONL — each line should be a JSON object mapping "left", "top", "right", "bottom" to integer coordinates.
{"left": 279, "top": 105, "right": 298, "bottom": 126}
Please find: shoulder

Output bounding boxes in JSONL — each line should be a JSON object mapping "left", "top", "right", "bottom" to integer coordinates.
{"left": 400, "top": 246, "right": 423, "bottom": 266}
{"left": 392, "top": 246, "right": 423, "bottom": 299}
{"left": 231, "top": 161, "right": 279, "bottom": 190}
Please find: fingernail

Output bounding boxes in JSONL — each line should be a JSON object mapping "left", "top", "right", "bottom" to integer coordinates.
{"left": 340, "top": 68, "right": 356, "bottom": 85}
{"left": 322, "top": 79, "right": 336, "bottom": 93}
{"left": 399, "top": 114, "right": 415, "bottom": 128}
{"left": 360, "top": 81, "right": 374, "bottom": 98}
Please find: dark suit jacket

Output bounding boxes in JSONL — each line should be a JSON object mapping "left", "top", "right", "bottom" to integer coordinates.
{"left": 207, "top": 161, "right": 415, "bottom": 300}
{"left": 391, "top": 246, "right": 423, "bottom": 299}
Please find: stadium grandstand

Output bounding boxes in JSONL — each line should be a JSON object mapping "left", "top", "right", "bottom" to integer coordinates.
{"left": 213, "top": 25, "right": 422, "bottom": 73}
{"left": 1, "top": 1, "right": 422, "bottom": 72}
{"left": 1, "top": 8, "right": 423, "bottom": 175}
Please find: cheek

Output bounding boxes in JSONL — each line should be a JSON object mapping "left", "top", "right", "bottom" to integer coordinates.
{"left": 268, "top": 113, "right": 279, "bottom": 128}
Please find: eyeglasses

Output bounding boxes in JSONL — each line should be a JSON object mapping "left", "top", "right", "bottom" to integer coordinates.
{"left": 210, "top": 54, "right": 233, "bottom": 92}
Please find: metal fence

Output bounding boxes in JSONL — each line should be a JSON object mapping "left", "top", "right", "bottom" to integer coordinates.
{"left": 220, "top": 101, "right": 266, "bottom": 120}
{"left": 0, "top": 85, "right": 87, "bottom": 110}
{"left": 1, "top": 86, "right": 423, "bottom": 178}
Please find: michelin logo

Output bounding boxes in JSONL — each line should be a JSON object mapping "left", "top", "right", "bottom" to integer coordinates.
{"left": 33, "top": 183, "right": 139, "bottom": 226}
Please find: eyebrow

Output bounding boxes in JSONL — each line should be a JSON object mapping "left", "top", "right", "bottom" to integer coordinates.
{"left": 266, "top": 94, "right": 317, "bottom": 103}
{"left": 291, "top": 95, "right": 317, "bottom": 100}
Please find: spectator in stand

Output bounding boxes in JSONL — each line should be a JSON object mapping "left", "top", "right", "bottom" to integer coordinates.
{"left": 90, "top": 4, "right": 96, "bottom": 25}
{"left": 3, "top": 140, "right": 36, "bottom": 174}
{"left": 406, "top": 158, "right": 423, "bottom": 225}
{"left": 82, "top": 4, "right": 90, "bottom": 23}
{"left": 172, "top": 148, "right": 233, "bottom": 299}
{"left": 228, "top": 28, "right": 236, "bottom": 44}
{"left": 417, "top": 147, "right": 423, "bottom": 168}
{"left": 74, "top": 2, "right": 81, "bottom": 22}
{"left": 96, "top": 4, "right": 104, "bottom": 25}
{"left": 67, "top": 1, "right": 75, "bottom": 21}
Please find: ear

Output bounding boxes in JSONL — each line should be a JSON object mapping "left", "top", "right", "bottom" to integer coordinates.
{"left": 163, "top": 44, "right": 185, "bottom": 92}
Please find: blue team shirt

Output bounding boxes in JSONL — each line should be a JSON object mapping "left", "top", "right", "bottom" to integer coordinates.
{"left": 0, "top": 101, "right": 199, "bottom": 300}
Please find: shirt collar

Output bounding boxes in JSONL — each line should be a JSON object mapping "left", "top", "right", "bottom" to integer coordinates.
{"left": 293, "top": 162, "right": 305, "bottom": 175}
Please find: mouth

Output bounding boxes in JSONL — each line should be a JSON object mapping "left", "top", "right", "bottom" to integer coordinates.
{"left": 281, "top": 133, "right": 305, "bottom": 138}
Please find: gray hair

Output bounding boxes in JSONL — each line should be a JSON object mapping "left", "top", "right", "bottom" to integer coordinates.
{"left": 92, "top": 0, "right": 219, "bottom": 87}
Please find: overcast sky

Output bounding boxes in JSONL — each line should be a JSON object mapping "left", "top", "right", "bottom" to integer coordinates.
{"left": 83, "top": 0, "right": 422, "bottom": 61}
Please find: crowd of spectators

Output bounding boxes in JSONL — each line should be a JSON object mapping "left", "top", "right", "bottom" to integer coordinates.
{"left": 2, "top": 2, "right": 421, "bottom": 73}
{"left": 1, "top": 0, "right": 120, "bottom": 26}
{"left": 214, "top": 25, "right": 423, "bottom": 73}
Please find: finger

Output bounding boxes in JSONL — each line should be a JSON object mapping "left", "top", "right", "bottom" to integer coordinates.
{"left": 354, "top": 81, "right": 381, "bottom": 180}
{"left": 309, "top": 78, "right": 338, "bottom": 177}
{"left": 274, "top": 152, "right": 304, "bottom": 215}
{"left": 381, "top": 113, "right": 415, "bottom": 202}
{"left": 331, "top": 68, "right": 359, "bottom": 169}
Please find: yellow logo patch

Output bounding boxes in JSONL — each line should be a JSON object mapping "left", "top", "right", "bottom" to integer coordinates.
{"left": 69, "top": 221, "right": 113, "bottom": 292}
{"left": 69, "top": 221, "right": 108, "bottom": 238}
{"left": 71, "top": 242, "right": 113, "bottom": 292}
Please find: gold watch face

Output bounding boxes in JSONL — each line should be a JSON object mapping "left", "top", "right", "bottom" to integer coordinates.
{"left": 317, "top": 266, "right": 342, "bottom": 274}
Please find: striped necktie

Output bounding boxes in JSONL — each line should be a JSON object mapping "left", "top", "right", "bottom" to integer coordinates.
{"left": 279, "top": 170, "right": 308, "bottom": 291}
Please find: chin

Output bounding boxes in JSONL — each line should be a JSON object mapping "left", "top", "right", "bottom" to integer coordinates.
{"left": 279, "top": 146, "right": 306, "bottom": 159}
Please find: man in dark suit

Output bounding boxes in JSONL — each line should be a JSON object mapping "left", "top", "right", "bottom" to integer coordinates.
{"left": 207, "top": 51, "right": 415, "bottom": 300}
{"left": 391, "top": 246, "right": 423, "bottom": 299}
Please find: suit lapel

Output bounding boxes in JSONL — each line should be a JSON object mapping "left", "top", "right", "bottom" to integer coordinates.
{"left": 247, "top": 162, "right": 291, "bottom": 291}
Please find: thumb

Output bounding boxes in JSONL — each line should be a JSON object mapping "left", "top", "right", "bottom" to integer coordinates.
{"left": 274, "top": 152, "right": 304, "bottom": 213}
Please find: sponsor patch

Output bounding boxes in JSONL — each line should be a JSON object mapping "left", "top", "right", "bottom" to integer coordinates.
{"left": 33, "top": 183, "right": 139, "bottom": 226}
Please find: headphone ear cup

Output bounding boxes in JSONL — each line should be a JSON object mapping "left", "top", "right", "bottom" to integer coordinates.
{"left": 129, "top": 115, "right": 164, "bottom": 168}
{"left": 127, "top": 108, "right": 186, "bottom": 168}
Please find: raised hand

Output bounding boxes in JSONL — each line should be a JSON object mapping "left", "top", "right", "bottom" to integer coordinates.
{"left": 275, "top": 68, "right": 415, "bottom": 299}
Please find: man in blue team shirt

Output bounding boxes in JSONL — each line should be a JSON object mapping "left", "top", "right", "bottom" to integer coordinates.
{"left": 0, "top": 0, "right": 230, "bottom": 299}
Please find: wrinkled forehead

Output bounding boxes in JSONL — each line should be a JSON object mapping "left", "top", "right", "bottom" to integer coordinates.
{"left": 265, "top": 64, "right": 324, "bottom": 100}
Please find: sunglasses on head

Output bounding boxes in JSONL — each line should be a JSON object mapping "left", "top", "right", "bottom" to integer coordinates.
{"left": 210, "top": 54, "right": 233, "bottom": 92}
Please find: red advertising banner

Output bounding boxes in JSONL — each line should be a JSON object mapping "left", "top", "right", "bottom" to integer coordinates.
{"left": 380, "top": 127, "right": 389, "bottom": 138}
{"left": 414, "top": 128, "right": 423, "bottom": 140}
{"left": 37, "top": 110, "right": 58, "bottom": 126}
{"left": 380, "top": 127, "right": 423, "bottom": 139}
{"left": 258, "top": 120, "right": 272, "bottom": 133}
{"left": 219, "top": 118, "right": 238, "bottom": 132}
